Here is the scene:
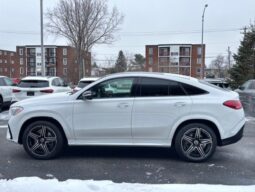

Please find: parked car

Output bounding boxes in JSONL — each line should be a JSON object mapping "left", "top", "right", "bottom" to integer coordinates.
{"left": 204, "top": 78, "right": 230, "bottom": 89}
{"left": 235, "top": 79, "right": 255, "bottom": 116}
{"left": 12, "top": 76, "right": 72, "bottom": 101}
{"left": 0, "top": 76, "right": 15, "bottom": 111}
{"left": 7, "top": 72, "right": 245, "bottom": 162}
{"left": 11, "top": 78, "right": 21, "bottom": 86}
{"left": 73, "top": 77, "right": 99, "bottom": 93}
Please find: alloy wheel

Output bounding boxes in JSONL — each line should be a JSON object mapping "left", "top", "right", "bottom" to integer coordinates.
{"left": 181, "top": 127, "right": 213, "bottom": 161}
{"left": 26, "top": 125, "right": 58, "bottom": 157}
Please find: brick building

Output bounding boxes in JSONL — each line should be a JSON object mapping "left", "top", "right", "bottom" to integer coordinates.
{"left": 0, "top": 49, "right": 17, "bottom": 78}
{"left": 0, "top": 45, "right": 91, "bottom": 84}
{"left": 145, "top": 44, "right": 205, "bottom": 78}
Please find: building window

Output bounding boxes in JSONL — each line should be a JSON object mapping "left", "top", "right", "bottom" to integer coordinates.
{"left": 0, "top": 59, "right": 2, "bottom": 64}
{"left": 11, "top": 68, "right": 15, "bottom": 73}
{"left": 4, "top": 51, "right": 7, "bottom": 55}
{"left": 63, "top": 58, "right": 67, "bottom": 65}
{"left": 197, "top": 47, "right": 202, "bottom": 56}
{"left": 0, "top": 68, "right": 2, "bottom": 72}
{"left": 63, "top": 68, "right": 67, "bottom": 75}
{"left": 179, "top": 57, "right": 190, "bottom": 66}
{"left": 148, "top": 57, "right": 153, "bottom": 65}
{"left": 10, "top": 53, "right": 14, "bottom": 56}
{"left": 11, "top": 60, "right": 14, "bottom": 64}
{"left": 20, "top": 67, "right": 24, "bottom": 75}
{"left": 19, "top": 48, "right": 23, "bottom": 56}
{"left": 4, "top": 60, "right": 7, "bottom": 64}
{"left": 197, "top": 58, "right": 202, "bottom": 64}
{"left": 4, "top": 68, "right": 7, "bottom": 72}
{"left": 0, "top": 51, "right": 2, "bottom": 55}
{"left": 159, "top": 47, "right": 170, "bottom": 56}
{"left": 180, "top": 47, "right": 190, "bottom": 56}
{"left": 63, "top": 48, "right": 67, "bottom": 56}
{"left": 196, "top": 67, "right": 201, "bottom": 74}
{"left": 148, "top": 48, "right": 153, "bottom": 55}
{"left": 159, "top": 57, "right": 169, "bottom": 66}
{"left": 37, "top": 53, "right": 41, "bottom": 57}
{"left": 20, "top": 58, "right": 24, "bottom": 65}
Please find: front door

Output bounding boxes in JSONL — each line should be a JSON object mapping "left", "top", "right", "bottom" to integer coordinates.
{"left": 73, "top": 77, "right": 137, "bottom": 144}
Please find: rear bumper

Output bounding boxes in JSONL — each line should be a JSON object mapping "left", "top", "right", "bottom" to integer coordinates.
{"left": 219, "top": 125, "right": 245, "bottom": 146}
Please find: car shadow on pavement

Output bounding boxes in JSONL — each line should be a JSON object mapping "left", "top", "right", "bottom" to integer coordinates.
{"left": 62, "top": 146, "right": 180, "bottom": 161}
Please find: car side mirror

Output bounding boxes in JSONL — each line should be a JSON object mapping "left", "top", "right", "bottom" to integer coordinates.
{"left": 82, "top": 91, "right": 93, "bottom": 100}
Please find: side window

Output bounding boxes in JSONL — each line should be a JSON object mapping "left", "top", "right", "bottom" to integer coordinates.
{"left": 247, "top": 81, "right": 255, "bottom": 90}
{"left": 169, "top": 81, "right": 186, "bottom": 96}
{"left": 0, "top": 78, "right": 6, "bottom": 86}
{"left": 181, "top": 83, "right": 208, "bottom": 95}
{"left": 4, "top": 77, "right": 13, "bottom": 86}
{"left": 52, "top": 79, "right": 61, "bottom": 87}
{"left": 90, "top": 78, "right": 135, "bottom": 99}
{"left": 58, "top": 78, "right": 64, "bottom": 86}
{"left": 140, "top": 78, "right": 169, "bottom": 97}
{"left": 240, "top": 81, "right": 249, "bottom": 90}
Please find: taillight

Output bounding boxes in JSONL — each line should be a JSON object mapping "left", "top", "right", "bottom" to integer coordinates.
{"left": 12, "top": 89, "right": 21, "bottom": 93}
{"left": 40, "top": 89, "right": 54, "bottom": 93}
{"left": 223, "top": 100, "right": 242, "bottom": 110}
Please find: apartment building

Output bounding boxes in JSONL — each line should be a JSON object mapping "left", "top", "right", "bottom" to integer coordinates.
{"left": 0, "top": 49, "right": 17, "bottom": 78}
{"left": 0, "top": 45, "right": 91, "bottom": 84}
{"left": 145, "top": 44, "right": 205, "bottom": 78}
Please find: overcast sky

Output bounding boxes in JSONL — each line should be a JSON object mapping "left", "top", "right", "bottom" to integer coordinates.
{"left": 0, "top": 0, "right": 255, "bottom": 66}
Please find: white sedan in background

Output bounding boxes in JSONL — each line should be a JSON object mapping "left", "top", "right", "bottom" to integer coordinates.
{"left": 73, "top": 77, "right": 99, "bottom": 93}
{"left": 12, "top": 76, "right": 71, "bottom": 101}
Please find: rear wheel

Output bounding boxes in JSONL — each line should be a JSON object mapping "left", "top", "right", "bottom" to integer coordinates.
{"left": 22, "top": 121, "right": 65, "bottom": 160}
{"left": 174, "top": 123, "right": 217, "bottom": 162}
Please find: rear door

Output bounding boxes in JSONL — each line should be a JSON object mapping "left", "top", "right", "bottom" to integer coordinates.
{"left": 132, "top": 77, "right": 192, "bottom": 144}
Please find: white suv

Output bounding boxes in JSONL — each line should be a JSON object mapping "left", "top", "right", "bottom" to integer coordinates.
{"left": 0, "top": 76, "right": 14, "bottom": 111}
{"left": 12, "top": 76, "right": 72, "bottom": 101}
{"left": 7, "top": 72, "right": 245, "bottom": 162}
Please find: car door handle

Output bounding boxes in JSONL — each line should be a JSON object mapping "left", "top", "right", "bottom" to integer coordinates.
{"left": 117, "top": 103, "right": 129, "bottom": 108}
{"left": 174, "top": 102, "right": 186, "bottom": 107}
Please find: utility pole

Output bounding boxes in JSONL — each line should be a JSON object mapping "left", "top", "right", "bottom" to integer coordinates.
{"left": 201, "top": 4, "right": 208, "bottom": 79}
{"left": 40, "top": 0, "right": 45, "bottom": 76}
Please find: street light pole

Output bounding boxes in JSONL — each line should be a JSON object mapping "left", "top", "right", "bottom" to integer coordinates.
{"left": 201, "top": 4, "right": 208, "bottom": 79}
{"left": 40, "top": 0, "right": 45, "bottom": 76}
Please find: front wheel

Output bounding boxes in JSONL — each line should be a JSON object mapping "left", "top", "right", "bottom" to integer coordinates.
{"left": 22, "top": 121, "right": 65, "bottom": 160}
{"left": 174, "top": 123, "right": 217, "bottom": 162}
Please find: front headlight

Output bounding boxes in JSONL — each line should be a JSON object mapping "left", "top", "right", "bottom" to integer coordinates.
{"left": 10, "top": 106, "right": 24, "bottom": 116}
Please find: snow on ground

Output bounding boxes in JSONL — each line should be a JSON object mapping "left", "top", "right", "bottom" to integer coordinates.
{"left": 0, "top": 177, "right": 254, "bottom": 192}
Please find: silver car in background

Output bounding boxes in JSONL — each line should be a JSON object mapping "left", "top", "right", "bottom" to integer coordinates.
{"left": 235, "top": 79, "right": 255, "bottom": 116}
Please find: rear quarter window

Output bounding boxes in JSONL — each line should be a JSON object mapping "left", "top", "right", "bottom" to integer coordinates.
{"left": 180, "top": 82, "right": 208, "bottom": 95}
{"left": 18, "top": 80, "right": 49, "bottom": 88}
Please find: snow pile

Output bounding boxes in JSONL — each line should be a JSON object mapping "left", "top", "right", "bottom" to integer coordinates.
{"left": 0, "top": 177, "right": 254, "bottom": 192}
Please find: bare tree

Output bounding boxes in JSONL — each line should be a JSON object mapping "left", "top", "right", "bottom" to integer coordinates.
{"left": 210, "top": 55, "right": 226, "bottom": 78}
{"left": 46, "top": 0, "right": 124, "bottom": 79}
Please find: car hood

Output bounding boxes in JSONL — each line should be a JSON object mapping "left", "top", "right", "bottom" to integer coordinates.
{"left": 12, "top": 92, "right": 73, "bottom": 107}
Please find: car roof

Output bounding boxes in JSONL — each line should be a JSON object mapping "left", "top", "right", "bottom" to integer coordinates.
{"left": 102, "top": 72, "right": 199, "bottom": 83}
{"left": 79, "top": 77, "right": 99, "bottom": 82}
{"left": 21, "top": 76, "right": 58, "bottom": 81}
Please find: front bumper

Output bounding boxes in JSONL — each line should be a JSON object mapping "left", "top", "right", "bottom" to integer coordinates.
{"left": 219, "top": 125, "right": 245, "bottom": 146}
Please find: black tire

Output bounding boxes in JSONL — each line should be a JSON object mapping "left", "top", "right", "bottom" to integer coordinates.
{"left": 22, "top": 121, "right": 65, "bottom": 160}
{"left": 174, "top": 123, "right": 217, "bottom": 162}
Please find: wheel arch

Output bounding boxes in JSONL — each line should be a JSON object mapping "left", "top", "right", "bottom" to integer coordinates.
{"left": 18, "top": 116, "right": 68, "bottom": 145}
{"left": 171, "top": 119, "right": 222, "bottom": 147}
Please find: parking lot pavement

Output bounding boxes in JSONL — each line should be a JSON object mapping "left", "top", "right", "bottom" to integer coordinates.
{"left": 0, "top": 116, "right": 254, "bottom": 185}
